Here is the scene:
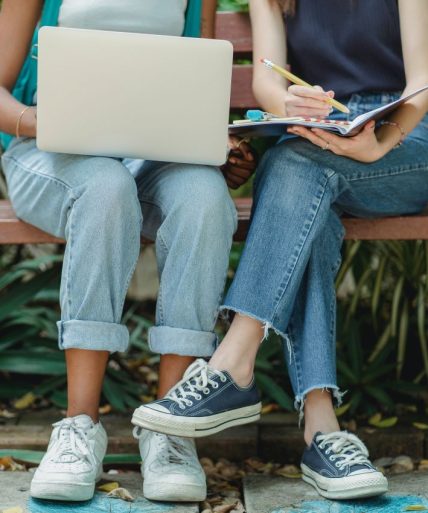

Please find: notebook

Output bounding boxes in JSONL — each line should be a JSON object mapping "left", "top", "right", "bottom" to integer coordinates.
{"left": 36, "top": 27, "right": 233, "bottom": 166}
{"left": 229, "top": 86, "right": 428, "bottom": 138}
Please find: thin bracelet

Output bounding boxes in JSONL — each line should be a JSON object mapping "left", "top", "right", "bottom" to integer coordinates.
{"left": 380, "top": 120, "right": 407, "bottom": 147}
{"left": 15, "top": 106, "right": 32, "bottom": 139}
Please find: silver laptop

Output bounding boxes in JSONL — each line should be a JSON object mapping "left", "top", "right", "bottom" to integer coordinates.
{"left": 36, "top": 27, "right": 233, "bottom": 166}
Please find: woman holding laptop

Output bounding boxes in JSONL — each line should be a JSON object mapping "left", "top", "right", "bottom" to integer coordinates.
{"left": 139, "top": 0, "right": 428, "bottom": 500}
{"left": 0, "top": 0, "right": 255, "bottom": 503}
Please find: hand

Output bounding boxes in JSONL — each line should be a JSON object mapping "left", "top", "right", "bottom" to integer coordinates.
{"left": 287, "top": 121, "right": 387, "bottom": 163}
{"left": 284, "top": 85, "right": 335, "bottom": 118}
{"left": 221, "top": 136, "right": 257, "bottom": 189}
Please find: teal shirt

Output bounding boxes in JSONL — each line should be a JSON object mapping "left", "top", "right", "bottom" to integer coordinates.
{"left": 0, "top": 0, "right": 202, "bottom": 151}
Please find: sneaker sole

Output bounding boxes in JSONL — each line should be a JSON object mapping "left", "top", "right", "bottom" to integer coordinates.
{"left": 132, "top": 403, "right": 262, "bottom": 438}
{"left": 144, "top": 481, "right": 207, "bottom": 502}
{"left": 30, "top": 480, "right": 96, "bottom": 502}
{"left": 301, "top": 463, "right": 388, "bottom": 500}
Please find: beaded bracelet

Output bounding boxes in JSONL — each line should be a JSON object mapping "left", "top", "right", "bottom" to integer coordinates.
{"left": 380, "top": 120, "right": 407, "bottom": 147}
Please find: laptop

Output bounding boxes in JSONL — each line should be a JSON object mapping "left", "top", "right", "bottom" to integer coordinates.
{"left": 36, "top": 27, "right": 233, "bottom": 166}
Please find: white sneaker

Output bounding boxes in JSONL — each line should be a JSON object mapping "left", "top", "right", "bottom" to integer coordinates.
{"left": 30, "top": 414, "right": 107, "bottom": 501}
{"left": 135, "top": 428, "right": 207, "bottom": 502}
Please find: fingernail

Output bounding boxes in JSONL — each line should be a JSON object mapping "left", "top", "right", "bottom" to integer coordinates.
{"left": 248, "top": 154, "right": 254, "bottom": 161}
{"left": 230, "top": 158, "right": 236, "bottom": 164}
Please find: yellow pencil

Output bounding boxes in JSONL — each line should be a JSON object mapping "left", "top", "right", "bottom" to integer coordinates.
{"left": 262, "top": 58, "right": 350, "bottom": 114}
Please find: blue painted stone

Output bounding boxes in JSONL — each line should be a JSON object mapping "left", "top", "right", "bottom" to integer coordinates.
{"left": 272, "top": 495, "right": 428, "bottom": 513}
{"left": 28, "top": 492, "right": 175, "bottom": 513}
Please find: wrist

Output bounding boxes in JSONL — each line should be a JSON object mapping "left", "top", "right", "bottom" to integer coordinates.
{"left": 16, "top": 106, "right": 37, "bottom": 138}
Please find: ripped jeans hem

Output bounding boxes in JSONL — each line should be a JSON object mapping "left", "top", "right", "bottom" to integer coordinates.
{"left": 295, "top": 385, "right": 346, "bottom": 426}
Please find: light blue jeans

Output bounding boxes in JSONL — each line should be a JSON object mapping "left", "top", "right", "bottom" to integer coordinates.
{"left": 222, "top": 92, "right": 428, "bottom": 411}
{"left": 1, "top": 139, "right": 237, "bottom": 355}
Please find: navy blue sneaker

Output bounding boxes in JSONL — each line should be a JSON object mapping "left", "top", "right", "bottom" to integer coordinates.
{"left": 132, "top": 359, "right": 261, "bottom": 438}
{"left": 301, "top": 431, "right": 388, "bottom": 499}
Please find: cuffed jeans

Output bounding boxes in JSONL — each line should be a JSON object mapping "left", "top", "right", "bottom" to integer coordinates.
{"left": 1, "top": 139, "right": 237, "bottom": 354}
{"left": 222, "top": 92, "right": 428, "bottom": 410}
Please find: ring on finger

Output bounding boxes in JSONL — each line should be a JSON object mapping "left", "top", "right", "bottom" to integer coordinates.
{"left": 322, "top": 141, "right": 330, "bottom": 151}
{"left": 236, "top": 137, "right": 250, "bottom": 149}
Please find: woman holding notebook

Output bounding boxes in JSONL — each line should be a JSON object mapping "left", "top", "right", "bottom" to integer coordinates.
{"left": 0, "top": 0, "right": 256, "bottom": 504}
{"left": 139, "top": 0, "right": 428, "bottom": 500}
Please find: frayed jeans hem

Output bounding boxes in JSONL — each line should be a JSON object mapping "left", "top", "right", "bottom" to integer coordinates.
{"left": 149, "top": 326, "right": 218, "bottom": 357}
{"left": 295, "top": 385, "right": 345, "bottom": 426}
{"left": 57, "top": 320, "right": 129, "bottom": 353}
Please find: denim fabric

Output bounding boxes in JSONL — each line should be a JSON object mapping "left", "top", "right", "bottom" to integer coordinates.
{"left": 222, "top": 92, "right": 428, "bottom": 410}
{"left": 1, "top": 139, "right": 237, "bottom": 354}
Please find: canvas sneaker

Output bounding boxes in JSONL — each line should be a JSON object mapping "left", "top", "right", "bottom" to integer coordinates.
{"left": 301, "top": 431, "right": 388, "bottom": 499}
{"left": 134, "top": 429, "right": 206, "bottom": 502}
{"left": 132, "top": 358, "right": 261, "bottom": 438}
{"left": 30, "top": 414, "right": 107, "bottom": 501}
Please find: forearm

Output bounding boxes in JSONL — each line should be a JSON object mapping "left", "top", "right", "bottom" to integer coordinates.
{"left": 0, "top": 87, "right": 37, "bottom": 138}
{"left": 201, "top": 0, "right": 217, "bottom": 38}
{"left": 253, "top": 77, "right": 287, "bottom": 116}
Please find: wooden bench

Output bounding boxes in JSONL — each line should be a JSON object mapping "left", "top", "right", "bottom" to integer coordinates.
{"left": 1, "top": 12, "right": 428, "bottom": 244}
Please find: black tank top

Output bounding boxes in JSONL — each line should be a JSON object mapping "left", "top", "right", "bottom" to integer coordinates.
{"left": 285, "top": 0, "right": 406, "bottom": 100}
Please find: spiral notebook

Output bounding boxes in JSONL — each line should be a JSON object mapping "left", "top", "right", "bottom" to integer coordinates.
{"left": 229, "top": 86, "right": 428, "bottom": 138}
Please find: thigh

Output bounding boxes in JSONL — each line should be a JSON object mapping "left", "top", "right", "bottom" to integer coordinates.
{"left": 1, "top": 137, "right": 136, "bottom": 237}
{"left": 129, "top": 160, "right": 236, "bottom": 240}
{"left": 267, "top": 123, "right": 428, "bottom": 218}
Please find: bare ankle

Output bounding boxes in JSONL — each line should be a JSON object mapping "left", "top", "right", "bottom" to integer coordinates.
{"left": 303, "top": 389, "right": 340, "bottom": 446}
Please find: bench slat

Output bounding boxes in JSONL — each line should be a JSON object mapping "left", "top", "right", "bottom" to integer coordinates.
{"left": 2, "top": 200, "right": 428, "bottom": 243}
{"left": 216, "top": 12, "right": 252, "bottom": 54}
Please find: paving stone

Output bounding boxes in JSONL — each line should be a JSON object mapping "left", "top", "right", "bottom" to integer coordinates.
{"left": 0, "top": 471, "right": 198, "bottom": 513}
{"left": 243, "top": 473, "right": 428, "bottom": 513}
{"left": 259, "top": 426, "right": 305, "bottom": 464}
{"left": 196, "top": 424, "right": 258, "bottom": 461}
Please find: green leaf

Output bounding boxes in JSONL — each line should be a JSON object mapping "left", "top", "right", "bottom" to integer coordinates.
{"left": 0, "top": 351, "right": 66, "bottom": 375}
{"left": 391, "top": 276, "right": 405, "bottom": 338}
{"left": 255, "top": 372, "right": 293, "bottom": 410}
{"left": 397, "top": 299, "right": 409, "bottom": 378}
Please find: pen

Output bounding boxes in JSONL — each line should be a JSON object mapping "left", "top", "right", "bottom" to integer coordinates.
{"left": 262, "top": 58, "right": 350, "bottom": 114}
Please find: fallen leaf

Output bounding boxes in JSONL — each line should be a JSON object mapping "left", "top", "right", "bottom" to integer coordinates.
{"left": 335, "top": 402, "right": 351, "bottom": 417}
{"left": 107, "top": 487, "right": 134, "bottom": 501}
{"left": 0, "top": 409, "right": 17, "bottom": 419}
{"left": 213, "top": 502, "right": 239, "bottom": 513}
{"left": 98, "top": 404, "right": 112, "bottom": 415}
{"left": 413, "top": 422, "right": 428, "bottom": 430}
{"left": 369, "top": 415, "right": 398, "bottom": 428}
{"left": 13, "top": 392, "right": 36, "bottom": 410}
{"left": 97, "top": 481, "right": 120, "bottom": 492}
{"left": 368, "top": 413, "right": 382, "bottom": 425}
{"left": 2, "top": 508, "right": 24, "bottom": 513}
{"left": 404, "top": 506, "right": 428, "bottom": 511}
{"left": 0, "top": 457, "right": 26, "bottom": 472}
{"left": 261, "top": 404, "right": 279, "bottom": 415}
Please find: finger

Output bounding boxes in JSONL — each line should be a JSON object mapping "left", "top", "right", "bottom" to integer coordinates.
{"left": 289, "top": 96, "right": 333, "bottom": 112}
{"left": 226, "top": 174, "right": 245, "bottom": 188}
{"left": 288, "top": 84, "right": 333, "bottom": 100}
{"left": 230, "top": 144, "right": 255, "bottom": 162}
{"left": 228, "top": 157, "right": 256, "bottom": 170}
{"left": 311, "top": 128, "right": 348, "bottom": 147}
{"left": 227, "top": 167, "right": 254, "bottom": 181}
{"left": 289, "top": 126, "right": 339, "bottom": 151}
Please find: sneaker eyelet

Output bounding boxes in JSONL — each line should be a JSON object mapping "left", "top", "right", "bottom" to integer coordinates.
{"left": 221, "top": 376, "right": 227, "bottom": 383}
{"left": 196, "top": 394, "right": 202, "bottom": 400}
{"left": 329, "top": 456, "right": 335, "bottom": 461}
{"left": 213, "top": 383, "right": 219, "bottom": 389}
{"left": 335, "top": 462, "right": 340, "bottom": 468}
{"left": 203, "top": 388, "right": 210, "bottom": 395}
{"left": 186, "top": 401, "right": 193, "bottom": 407}
{"left": 180, "top": 405, "right": 185, "bottom": 410}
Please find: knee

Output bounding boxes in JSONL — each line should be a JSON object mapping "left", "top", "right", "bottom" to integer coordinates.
{"left": 79, "top": 158, "right": 141, "bottom": 229}
{"left": 169, "top": 167, "right": 237, "bottom": 237}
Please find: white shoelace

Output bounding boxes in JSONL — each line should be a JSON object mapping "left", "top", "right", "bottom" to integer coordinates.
{"left": 165, "top": 359, "right": 227, "bottom": 410}
{"left": 49, "top": 418, "right": 95, "bottom": 467}
{"left": 154, "top": 433, "right": 195, "bottom": 466}
{"left": 316, "top": 431, "right": 370, "bottom": 471}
